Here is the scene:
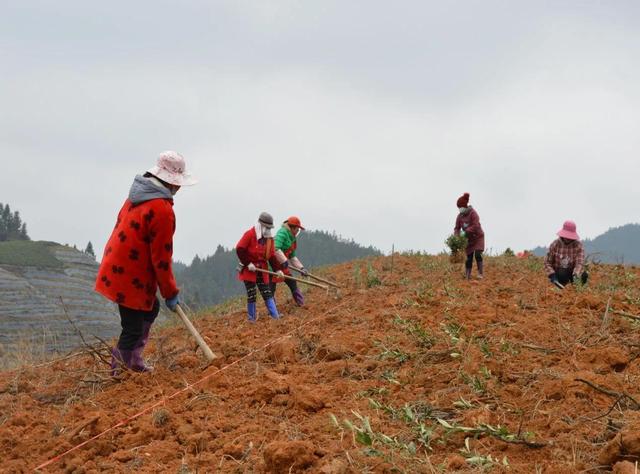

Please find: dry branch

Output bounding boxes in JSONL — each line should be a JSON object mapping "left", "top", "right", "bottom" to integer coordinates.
{"left": 611, "top": 310, "right": 640, "bottom": 322}
{"left": 67, "top": 415, "right": 100, "bottom": 440}
{"left": 574, "top": 378, "right": 640, "bottom": 410}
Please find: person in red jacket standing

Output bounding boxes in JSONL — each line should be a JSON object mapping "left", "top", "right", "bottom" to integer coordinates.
{"left": 236, "top": 212, "right": 283, "bottom": 322}
{"left": 96, "top": 151, "right": 196, "bottom": 373}
{"left": 454, "top": 192, "right": 485, "bottom": 280}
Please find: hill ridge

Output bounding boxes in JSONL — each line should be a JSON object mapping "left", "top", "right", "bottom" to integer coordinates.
{"left": 1, "top": 254, "right": 640, "bottom": 472}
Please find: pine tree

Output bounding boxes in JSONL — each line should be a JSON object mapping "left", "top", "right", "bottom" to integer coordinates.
{"left": 0, "top": 204, "right": 30, "bottom": 241}
{"left": 85, "top": 241, "right": 95, "bottom": 258}
{"left": 20, "top": 223, "right": 29, "bottom": 241}
{"left": 1, "top": 204, "right": 11, "bottom": 241}
{"left": 0, "top": 204, "right": 6, "bottom": 241}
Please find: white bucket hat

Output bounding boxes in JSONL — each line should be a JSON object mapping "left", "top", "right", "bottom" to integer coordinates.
{"left": 147, "top": 151, "right": 198, "bottom": 186}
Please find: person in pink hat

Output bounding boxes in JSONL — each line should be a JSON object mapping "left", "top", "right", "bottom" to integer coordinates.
{"left": 96, "top": 151, "right": 197, "bottom": 374}
{"left": 544, "top": 220, "right": 588, "bottom": 288}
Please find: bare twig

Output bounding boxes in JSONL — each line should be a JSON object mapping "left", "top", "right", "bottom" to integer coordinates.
{"left": 588, "top": 394, "right": 626, "bottom": 421}
{"left": 67, "top": 415, "right": 100, "bottom": 440}
{"left": 59, "top": 297, "right": 112, "bottom": 367}
{"left": 611, "top": 310, "right": 640, "bottom": 322}
{"left": 599, "top": 297, "right": 612, "bottom": 333}
{"left": 575, "top": 378, "right": 640, "bottom": 410}
{"left": 520, "top": 343, "right": 559, "bottom": 354}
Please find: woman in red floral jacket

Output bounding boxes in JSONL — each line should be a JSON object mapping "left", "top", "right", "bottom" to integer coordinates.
{"left": 236, "top": 212, "right": 283, "bottom": 322}
{"left": 96, "top": 151, "right": 197, "bottom": 373}
{"left": 454, "top": 192, "right": 485, "bottom": 280}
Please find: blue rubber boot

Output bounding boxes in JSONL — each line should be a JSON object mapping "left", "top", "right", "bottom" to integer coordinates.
{"left": 247, "top": 302, "right": 257, "bottom": 322}
{"left": 265, "top": 298, "right": 280, "bottom": 319}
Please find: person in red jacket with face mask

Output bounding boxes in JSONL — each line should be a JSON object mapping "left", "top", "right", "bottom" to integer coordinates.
{"left": 96, "top": 151, "right": 196, "bottom": 373}
{"left": 236, "top": 212, "right": 283, "bottom": 322}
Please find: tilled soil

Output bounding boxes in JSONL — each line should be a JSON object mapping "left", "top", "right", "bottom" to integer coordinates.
{"left": 1, "top": 255, "right": 640, "bottom": 473}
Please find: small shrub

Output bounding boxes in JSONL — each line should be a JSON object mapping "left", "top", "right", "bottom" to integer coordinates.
{"left": 152, "top": 408, "right": 170, "bottom": 427}
{"left": 366, "top": 262, "right": 382, "bottom": 288}
{"left": 445, "top": 234, "right": 468, "bottom": 263}
{"left": 503, "top": 247, "right": 515, "bottom": 257}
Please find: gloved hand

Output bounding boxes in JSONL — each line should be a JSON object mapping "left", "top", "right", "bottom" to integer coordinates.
{"left": 276, "top": 270, "right": 285, "bottom": 278}
{"left": 300, "top": 267, "right": 309, "bottom": 277}
{"left": 165, "top": 294, "right": 180, "bottom": 312}
{"left": 462, "top": 223, "right": 469, "bottom": 229}
{"left": 247, "top": 263, "right": 257, "bottom": 272}
{"left": 460, "top": 230, "right": 466, "bottom": 238}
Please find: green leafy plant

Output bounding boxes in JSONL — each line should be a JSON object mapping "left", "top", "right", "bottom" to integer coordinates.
{"left": 437, "top": 419, "right": 544, "bottom": 448}
{"left": 460, "top": 437, "right": 510, "bottom": 469}
{"left": 375, "top": 342, "right": 410, "bottom": 364}
{"left": 393, "top": 314, "right": 436, "bottom": 349}
{"left": 445, "top": 234, "right": 468, "bottom": 262}
{"left": 366, "top": 262, "right": 382, "bottom": 288}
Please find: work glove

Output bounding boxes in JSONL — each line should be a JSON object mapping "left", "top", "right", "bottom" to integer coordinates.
{"left": 300, "top": 267, "right": 309, "bottom": 277}
{"left": 276, "top": 270, "right": 285, "bottom": 278}
{"left": 165, "top": 294, "right": 180, "bottom": 312}
{"left": 247, "top": 263, "right": 257, "bottom": 272}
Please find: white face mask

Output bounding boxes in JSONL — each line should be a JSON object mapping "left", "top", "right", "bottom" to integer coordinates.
{"left": 459, "top": 207, "right": 468, "bottom": 214}
{"left": 262, "top": 226, "right": 272, "bottom": 238}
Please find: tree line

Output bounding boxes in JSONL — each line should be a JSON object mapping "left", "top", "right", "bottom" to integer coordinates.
{"left": 175, "top": 230, "right": 381, "bottom": 309}
{"left": 0, "top": 203, "right": 30, "bottom": 241}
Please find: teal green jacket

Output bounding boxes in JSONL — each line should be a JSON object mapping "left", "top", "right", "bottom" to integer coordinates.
{"left": 275, "top": 226, "right": 297, "bottom": 258}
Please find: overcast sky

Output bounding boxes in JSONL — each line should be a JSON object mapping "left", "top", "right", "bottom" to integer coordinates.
{"left": 2, "top": 1, "right": 639, "bottom": 263}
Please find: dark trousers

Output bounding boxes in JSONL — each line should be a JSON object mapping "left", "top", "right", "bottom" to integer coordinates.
{"left": 270, "top": 278, "right": 298, "bottom": 297}
{"left": 556, "top": 267, "right": 589, "bottom": 286}
{"left": 117, "top": 298, "right": 160, "bottom": 350}
{"left": 465, "top": 251, "right": 483, "bottom": 270}
{"left": 244, "top": 276, "right": 273, "bottom": 303}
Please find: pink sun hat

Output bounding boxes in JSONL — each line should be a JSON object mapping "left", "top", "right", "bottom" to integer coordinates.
{"left": 557, "top": 220, "right": 580, "bottom": 240}
{"left": 147, "top": 151, "right": 198, "bottom": 186}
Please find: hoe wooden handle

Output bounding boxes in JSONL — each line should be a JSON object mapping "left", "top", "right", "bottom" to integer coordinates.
{"left": 176, "top": 304, "right": 217, "bottom": 362}
{"left": 253, "top": 267, "right": 328, "bottom": 290}
{"left": 289, "top": 266, "right": 340, "bottom": 288}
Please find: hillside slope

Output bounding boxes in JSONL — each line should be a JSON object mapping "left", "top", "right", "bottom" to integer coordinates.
{"left": 1, "top": 255, "right": 640, "bottom": 472}
{"left": 0, "top": 241, "right": 119, "bottom": 364}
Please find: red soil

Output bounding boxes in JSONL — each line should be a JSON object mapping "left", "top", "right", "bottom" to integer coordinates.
{"left": 1, "top": 255, "right": 640, "bottom": 473}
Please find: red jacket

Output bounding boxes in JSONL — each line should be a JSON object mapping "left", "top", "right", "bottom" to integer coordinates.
{"left": 236, "top": 227, "right": 280, "bottom": 283}
{"left": 95, "top": 198, "right": 179, "bottom": 310}
{"left": 454, "top": 207, "right": 485, "bottom": 255}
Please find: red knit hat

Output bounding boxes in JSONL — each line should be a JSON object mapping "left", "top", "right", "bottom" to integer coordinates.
{"left": 456, "top": 193, "right": 470, "bottom": 208}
